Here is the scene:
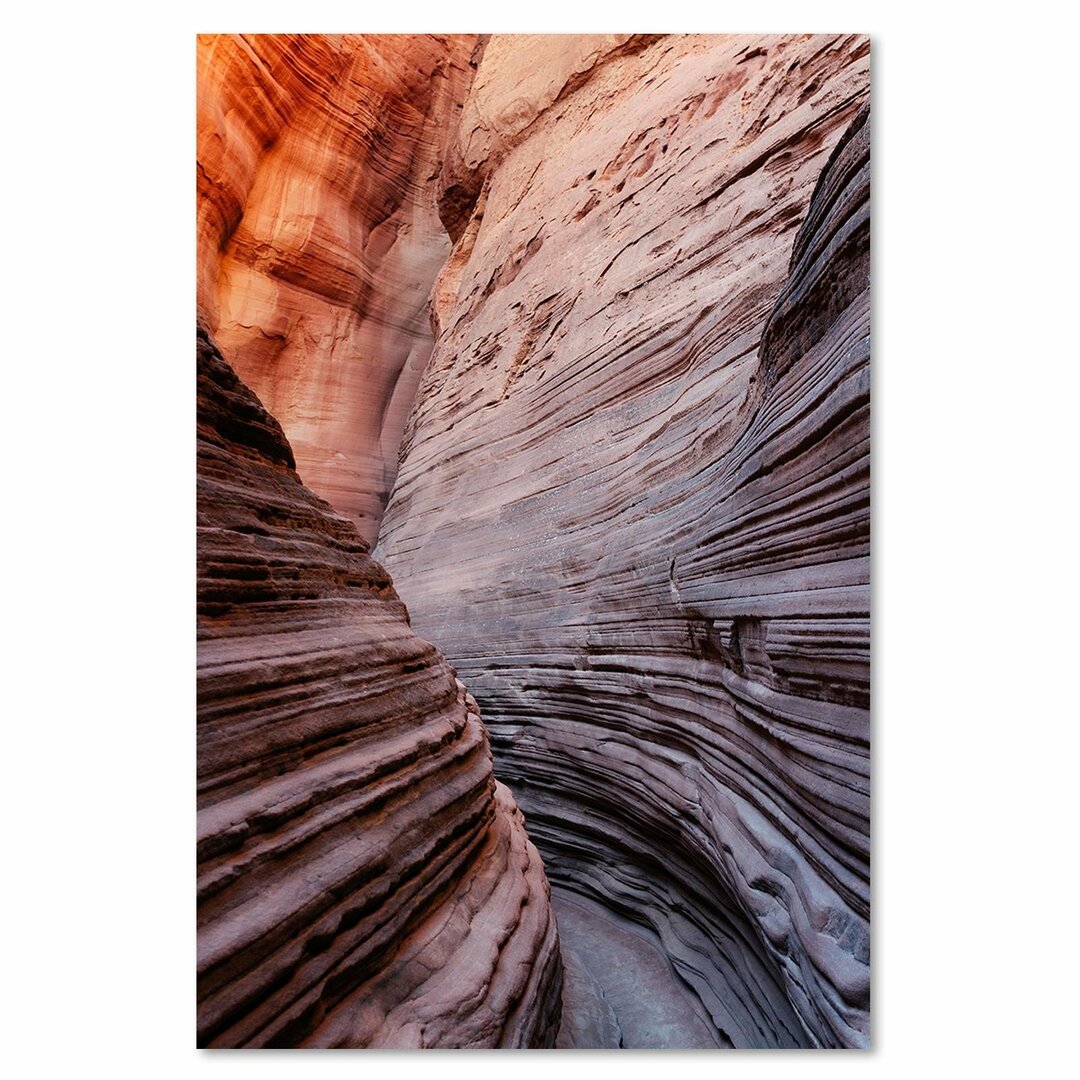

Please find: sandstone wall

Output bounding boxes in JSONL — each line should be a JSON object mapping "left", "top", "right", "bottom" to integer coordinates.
{"left": 196, "top": 327, "right": 560, "bottom": 1047}
{"left": 197, "top": 34, "right": 479, "bottom": 544}
{"left": 377, "top": 35, "right": 870, "bottom": 1047}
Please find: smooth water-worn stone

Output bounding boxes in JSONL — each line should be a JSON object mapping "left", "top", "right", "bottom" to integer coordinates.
{"left": 554, "top": 891, "right": 723, "bottom": 1049}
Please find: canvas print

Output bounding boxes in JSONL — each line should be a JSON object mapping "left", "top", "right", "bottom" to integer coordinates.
{"left": 196, "top": 33, "right": 870, "bottom": 1049}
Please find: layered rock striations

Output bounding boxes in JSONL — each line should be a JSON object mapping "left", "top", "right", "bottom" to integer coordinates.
{"left": 196, "top": 327, "right": 561, "bottom": 1047}
{"left": 377, "top": 36, "right": 870, "bottom": 1047}
{"left": 197, "top": 34, "right": 479, "bottom": 544}
{"left": 196, "top": 32, "right": 871, "bottom": 1049}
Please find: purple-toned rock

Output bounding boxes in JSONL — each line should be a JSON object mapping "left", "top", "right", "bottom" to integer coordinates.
{"left": 196, "top": 326, "right": 561, "bottom": 1047}
{"left": 379, "top": 38, "right": 870, "bottom": 1048}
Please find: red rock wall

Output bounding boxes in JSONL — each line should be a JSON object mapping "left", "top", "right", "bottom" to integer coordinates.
{"left": 196, "top": 327, "right": 561, "bottom": 1047}
{"left": 377, "top": 35, "right": 870, "bottom": 1047}
{"left": 196, "top": 32, "right": 871, "bottom": 1049}
{"left": 197, "top": 34, "right": 479, "bottom": 544}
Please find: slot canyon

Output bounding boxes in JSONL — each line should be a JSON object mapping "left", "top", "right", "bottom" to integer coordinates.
{"left": 196, "top": 32, "right": 870, "bottom": 1050}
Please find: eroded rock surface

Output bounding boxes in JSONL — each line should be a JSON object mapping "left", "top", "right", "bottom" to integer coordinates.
{"left": 196, "top": 327, "right": 561, "bottom": 1047}
{"left": 197, "top": 34, "right": 479, "bottom": 544}
{"left": 554, "top": 891, "right": 723, "bottom": 1049}
{"left": 378, "top": 36, "right": 870, "bottom": 1047}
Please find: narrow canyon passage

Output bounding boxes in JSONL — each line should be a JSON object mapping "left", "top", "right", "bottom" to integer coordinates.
{"left": 553, "top": 890, "right": 722, "bottom": 1049}
{"left": 197, "top": 32, "right": 870, "bottom": 1049}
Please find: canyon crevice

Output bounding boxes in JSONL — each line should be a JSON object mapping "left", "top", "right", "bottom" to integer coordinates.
{"left": 197, "top": 33, "right": 870, "bottom": 1049}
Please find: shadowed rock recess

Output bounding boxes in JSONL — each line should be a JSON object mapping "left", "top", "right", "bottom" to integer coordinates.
{"left": 196, "top": 329, "right": 561, "bottom": 1047}
{"left": 197, "top": 33, "right": 869, "bottom": 1050}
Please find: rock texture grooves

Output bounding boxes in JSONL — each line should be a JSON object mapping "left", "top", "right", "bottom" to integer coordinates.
{"left": 378, "top": 37, "right": 870, "bottom": 1047}
{"left": 196, "top": 327, "right": 561, "bottom": 1048}
{"left": 197, "top": 34, "right": 478, "bottom": 544}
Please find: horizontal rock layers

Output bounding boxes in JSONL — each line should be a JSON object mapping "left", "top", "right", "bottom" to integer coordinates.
{"left": 196, "top": 326, "right": 561, "bottom": 1047}
{"left": 197, "top": 34, "right": 479, "bottom": 544}
{"left": 377, "top": 35, "right": 870, "bottom": 1047}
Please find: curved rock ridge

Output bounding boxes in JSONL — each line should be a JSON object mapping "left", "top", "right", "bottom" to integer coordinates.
{"left": 378, "top": 37, "right": 870, "bottom": 1047}
{"left": 197, "top": 34, "right": 479, "bottom": 544}
{"left": 196, "top": 326, "right": 561, "bottom": 1048}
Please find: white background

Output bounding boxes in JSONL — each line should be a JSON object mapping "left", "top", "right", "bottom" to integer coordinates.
{"left": 4, "top": 1, "right": 1076, "bottom": 1076}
